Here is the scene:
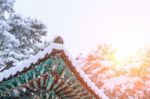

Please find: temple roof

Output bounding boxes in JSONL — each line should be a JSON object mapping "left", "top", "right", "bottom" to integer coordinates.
{"left": 0, "top": 36, "right": 108, "bottom": 99}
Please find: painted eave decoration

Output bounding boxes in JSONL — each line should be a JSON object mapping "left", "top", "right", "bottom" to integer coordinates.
{"left": 0, "top": 36, "right": 108, "bottom": 99}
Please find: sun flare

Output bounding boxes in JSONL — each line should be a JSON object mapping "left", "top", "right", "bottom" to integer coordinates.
{"left": 110, "top": 33, "right": 145, "bottom": 62}
{"left": 114, "top": 44, "right": 140, "bottom": 62}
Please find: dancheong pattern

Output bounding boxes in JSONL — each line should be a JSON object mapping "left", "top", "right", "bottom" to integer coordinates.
{"left": 0, "top": 47, "right": 99, "bottom": 99}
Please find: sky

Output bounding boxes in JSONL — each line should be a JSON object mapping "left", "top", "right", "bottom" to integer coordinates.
{"left": 14, "top": 0, "right": 150, "bottom": 58}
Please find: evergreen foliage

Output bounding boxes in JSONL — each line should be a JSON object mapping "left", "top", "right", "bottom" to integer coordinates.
{"left": 0, "top": 0, "right": 49, "bottom": 67}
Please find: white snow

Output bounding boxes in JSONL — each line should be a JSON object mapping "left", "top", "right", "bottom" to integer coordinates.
{"left": 3, "top": 31, "right": 19, "bottom": 44}
{"left": 100, "top": 60, "right": 111, "bottom": 67}
{"left": 103, "top": 75, "right": 128, "bottom": 91}
{"left": 0, "top": 43, "right": 56, "bottom": 81}
{"left": 61, "top": 46, "right": 109, "bottom": 99}
{"left": 0, "top": 43, "right": 108, "bottom": 99}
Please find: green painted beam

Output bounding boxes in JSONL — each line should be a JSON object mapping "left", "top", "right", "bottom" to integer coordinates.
{"left": 0, "top": 57, "right": 94, "bottom": 98}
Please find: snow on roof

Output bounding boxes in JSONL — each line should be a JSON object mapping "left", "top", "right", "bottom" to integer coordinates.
{"left": 0, "top": 43, "right": 64, "bottom": 81}
{"left": 60, "top": 45, "right": 109, "bottom": 99}
{"left": 0, "top": 43, "right": 108, "bottom": 99}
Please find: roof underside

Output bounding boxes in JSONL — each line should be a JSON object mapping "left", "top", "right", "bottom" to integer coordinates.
{"left": 0, "top": 43, "right": 108, "bottom": 99}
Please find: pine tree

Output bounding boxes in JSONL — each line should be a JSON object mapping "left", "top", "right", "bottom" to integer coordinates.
{"left": 0, "top": 0, "right": 17, "bottom": 67}
{"left": 0, "top": 19, "right": 19, "bottom": 67}
{"left": 0, "top": 0, "right": 49, "bottom": 68}
{"left": 0, "top": 0, "right": 14, "bottom": 19}
{"left": 9, "top": 14, "right": 48, "bottom": 57}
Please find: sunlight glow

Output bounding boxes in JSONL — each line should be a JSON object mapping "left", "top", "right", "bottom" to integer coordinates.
{"left": 115, "top": 44, "right": 140, "bottom": 62}
{"left": 111, "top": 33, "right": 144, "bottom": 62}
